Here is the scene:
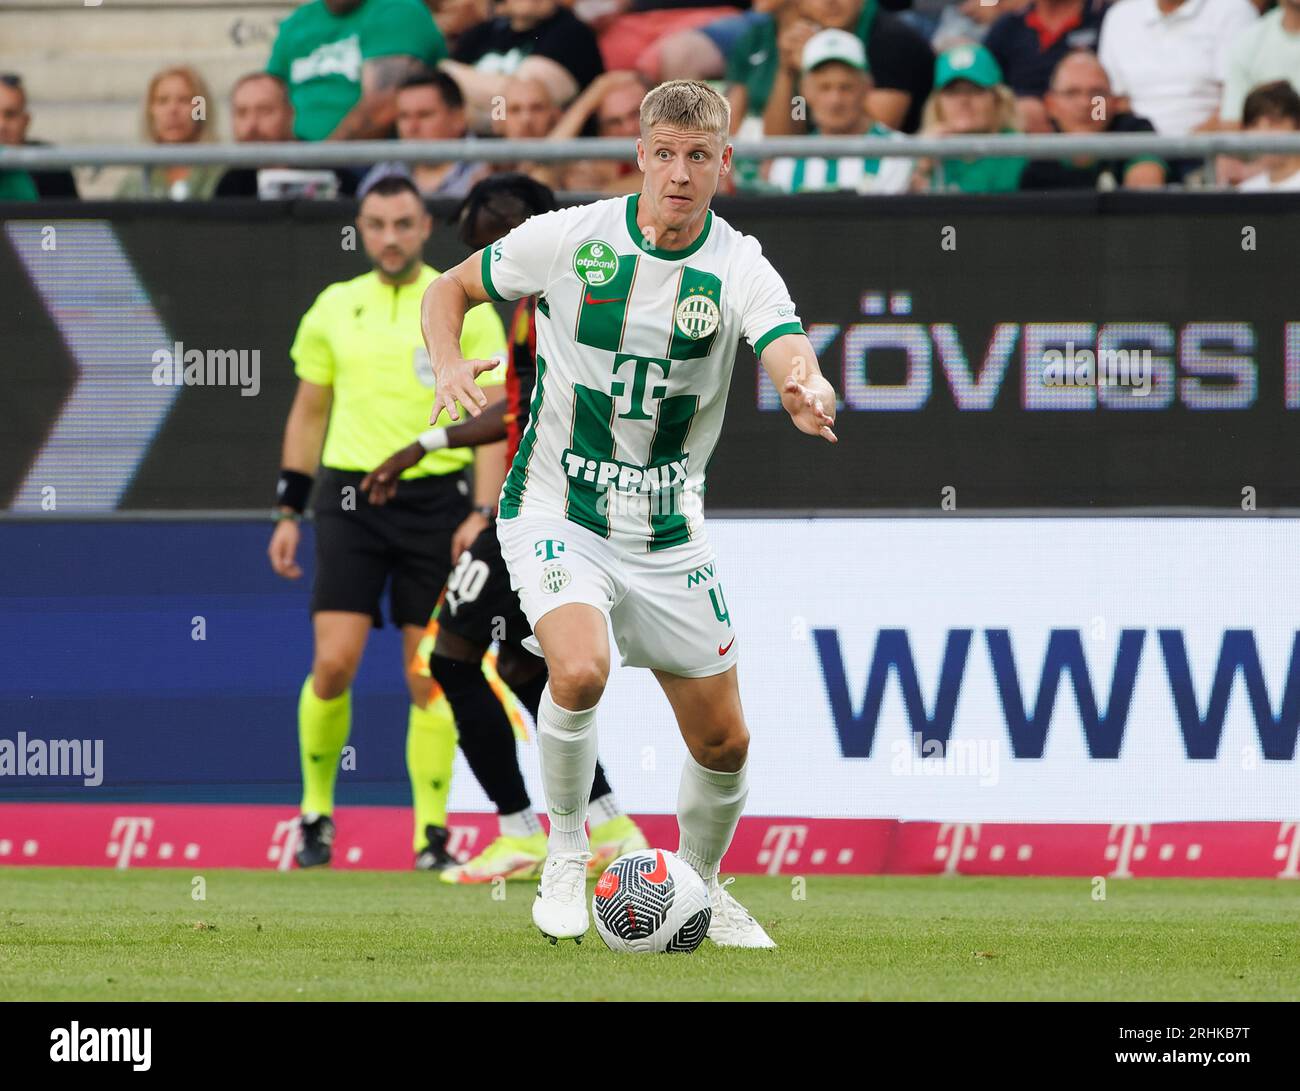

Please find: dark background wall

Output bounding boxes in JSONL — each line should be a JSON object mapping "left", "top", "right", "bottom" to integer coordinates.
{"left": 3, "top": 192, "right": 1299, "bottom": 511}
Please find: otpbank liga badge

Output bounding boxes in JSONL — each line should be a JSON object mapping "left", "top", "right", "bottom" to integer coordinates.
{"left": 573, "top": 240, "right": 618, "bottom": 287}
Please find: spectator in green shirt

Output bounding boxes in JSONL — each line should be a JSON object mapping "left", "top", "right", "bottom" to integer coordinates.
{"left": 116, "top": 65, "right": 224, "bottom": 201}
{"left": 0, "top": 168, "right": 38, "bottom": 201}
{"left": 757, "top": 28, "right": 913, "bottom": 194}
{"left": 267, "top": 0, "right": 448, "bottom": 141}
{"left": 913, "top": 43, "right": 1027, "bottom": 194}
{"left": 0, "top": 73, "right": 74, "bottom": 200}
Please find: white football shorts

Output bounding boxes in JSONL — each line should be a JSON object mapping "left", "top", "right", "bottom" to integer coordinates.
{"left": 496, "top": 512, "right": 739, "bottom": 678}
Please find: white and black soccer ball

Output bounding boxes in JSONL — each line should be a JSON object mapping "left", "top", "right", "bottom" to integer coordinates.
{"left": 592, "top": 849, "right": 711, "bottom": 954}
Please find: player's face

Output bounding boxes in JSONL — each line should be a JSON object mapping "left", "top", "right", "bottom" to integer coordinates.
{"left": 636, "top": 125, "right": 731, "bottom": 234}
{"left": 230, "top": 77, "right": 293, "bottom": 143}
{"left": 357, "top": 190, "right": 432, "bottom": 282}
{"left": 397, "top": 86, "right": 465, "bottom": 141}
{"left": 805, "top": 62, "right": 868, "bottom": 135}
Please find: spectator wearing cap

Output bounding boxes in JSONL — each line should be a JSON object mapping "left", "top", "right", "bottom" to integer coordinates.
{"left": 983, "top": 0, "right": 1106, "bottom": 133}
{"left": 1236, "top": 79, "right": 1300, "bottom": 190}
{"left": 1020, "top": 51, "right": 1167, "bottom": 189}
{"left": 393, "top": 72, "right": 487, "bottom": 197}
{"left": 913, "top": 43, "right": 1028, "bottom": 192}
{"left": 267, "top": 0, "right": 446, "bottom": 141}
{"left": 760, "top": 29, "right": 913, "bottom": 192}
{"left": 758, "top": 0, "right": 936, "bottom": 137}
{"left": 545, "top": 70, "right": 648, "bottom": 193}
{"left": 117, "top": 65, "right": 223, "bottom": 200}
{"left": 1097, "top": 0, "right": 1256, "bottom": 136}
{"left": 0, "top": 73, "right": 78, "bottom": 200}
{"left": 444, "top": 0, "right": 604, "bottom": 128}
{"left": 1219, "top": 0, "right": 1300, "bottom": 126}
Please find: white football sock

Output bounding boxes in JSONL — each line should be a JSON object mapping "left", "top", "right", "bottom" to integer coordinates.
{"left": 499, "top": 808, "right": 541, "bottom": 839}
{"left": 537, "top": 684, "right": 599, "bottom": 854}
{"left": 677, "top": 754, "right": 748, "bottom": 883}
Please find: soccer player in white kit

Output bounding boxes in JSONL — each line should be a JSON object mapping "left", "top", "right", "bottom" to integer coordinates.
{"left": 420, "top": 80, "right": 838, "bottom": 948}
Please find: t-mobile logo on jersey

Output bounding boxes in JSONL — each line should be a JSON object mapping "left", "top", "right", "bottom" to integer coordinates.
{"left": 533, "top": 540, "right": 566, "bottom": 562}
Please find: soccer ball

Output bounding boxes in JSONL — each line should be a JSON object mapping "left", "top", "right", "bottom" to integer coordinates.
{"left": 592, "top": 849, "right": 712, "bottom": 954}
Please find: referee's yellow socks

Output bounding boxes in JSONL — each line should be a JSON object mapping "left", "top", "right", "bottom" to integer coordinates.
{"left": 407, "top": 696, "right": 458, "bottom": 850}
{"left": 298, "top": 675, "right": 351, "bottom": 817}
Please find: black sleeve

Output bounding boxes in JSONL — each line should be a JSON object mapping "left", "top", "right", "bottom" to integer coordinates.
{"left": 534, "top": 11, "right": 604, "bottom": 90}
{"left": 981, "top": 15, "right": 1015, "bottom": 75}
{"left": 867, "top": 12, "right": 935, "bottom": 134}
{"left": 1113, "top": 113, "right": 1156, "bottom": 135}
{"left": 31, "top": 169, "right": 79, "bottom": 199}
{"left": 213, "top": 168, "right": 260, "bottom": 199}
{"left": 452, "top": 20, "right": 495, "bottom": 65}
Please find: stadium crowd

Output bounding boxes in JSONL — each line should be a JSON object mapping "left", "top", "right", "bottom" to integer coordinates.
{"left": 3, "top": 0, "right": 1300, "bottom": 199}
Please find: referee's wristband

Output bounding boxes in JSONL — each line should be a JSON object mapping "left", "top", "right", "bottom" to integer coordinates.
{"left": 276, "top": 469, "right": 314, "bottom": 514}
{"left": 418, "top": 428, "right": 449, "bottom": 452}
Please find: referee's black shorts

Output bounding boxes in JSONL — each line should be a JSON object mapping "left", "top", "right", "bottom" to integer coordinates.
{"left": 310, "top": 466, "right": 469, "bottom": 629}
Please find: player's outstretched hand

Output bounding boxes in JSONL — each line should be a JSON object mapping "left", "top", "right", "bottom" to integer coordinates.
{"left": 781, "top": 375, "right": 838, "bottom": 443}
{"left": 431, "top": 357, "right": 499, "bottom": 423}
{"left": 361, "top": 443, "right": 423, "bottom": 506}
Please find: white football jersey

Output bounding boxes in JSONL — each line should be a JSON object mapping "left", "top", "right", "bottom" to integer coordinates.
{"left": 482, "top": 194, "right": 804, "bottom": 553}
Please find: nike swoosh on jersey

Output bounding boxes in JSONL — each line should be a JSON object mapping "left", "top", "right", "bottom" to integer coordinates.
{"left": 584, "top": 292, "right": 625, "bottom": 305}
{"left": 718, "top": 636, "right": 736, "bottom": 655}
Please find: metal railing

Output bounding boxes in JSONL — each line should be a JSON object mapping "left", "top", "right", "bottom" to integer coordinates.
{"left": 5, "top": 131, "right": 1300, "bottom": 170}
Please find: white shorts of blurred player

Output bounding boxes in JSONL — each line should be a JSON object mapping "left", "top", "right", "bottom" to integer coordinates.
{"left": 497, "top": 513, "right": 739, "bottom": 679}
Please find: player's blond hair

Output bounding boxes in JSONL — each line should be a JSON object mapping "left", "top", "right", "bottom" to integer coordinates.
{"left": 639, "top": 80, "right": 730, "bottom": 143}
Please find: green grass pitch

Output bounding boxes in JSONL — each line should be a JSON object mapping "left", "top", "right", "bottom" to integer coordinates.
{"left": 2, "top": 868, "right": 1298, "bottom": 1001}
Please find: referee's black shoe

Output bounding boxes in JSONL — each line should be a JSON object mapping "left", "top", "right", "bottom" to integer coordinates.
{"left": 414, "top": 825, "right": 457, "bottom": 872}
{"left": 295, "top": 813, "right": 335, "bottom": 869}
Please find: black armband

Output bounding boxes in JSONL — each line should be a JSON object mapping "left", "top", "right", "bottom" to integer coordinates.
{"left": 276, "top": 469, "right": 314, "bottom": 514}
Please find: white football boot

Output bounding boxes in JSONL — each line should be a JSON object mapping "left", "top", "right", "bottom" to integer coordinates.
{"left": 532, "top": 851, "right": 592, "bottom": 944}
{"left": 707, "top": 876, "right": 776, "bottom": 948}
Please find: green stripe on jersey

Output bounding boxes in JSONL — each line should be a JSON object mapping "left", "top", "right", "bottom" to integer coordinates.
{"left": 499, "top": 353, "right": 547, "bottom": 518}
{"left": 574, "top": 255, "right": 637, "bottom": 352}
{"left": 648, "top": 393, "right": 699, "bottom": 551}
{"left": 668, "top": 267, "right": 722, "bottom": 361}
{"left": 564, "top": 383, "right": 617, "bottom": 537}
{"left": 754, "top": 321, "right": 804, "bottom": 358}
{"left": 481, "top": 245, "right": 504, "bottom": 302}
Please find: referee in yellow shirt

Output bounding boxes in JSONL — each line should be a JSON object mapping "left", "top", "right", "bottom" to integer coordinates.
{"left": 267, "top": 171, "right": 508, "bottom": 870}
